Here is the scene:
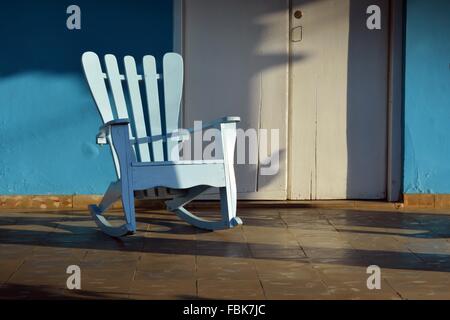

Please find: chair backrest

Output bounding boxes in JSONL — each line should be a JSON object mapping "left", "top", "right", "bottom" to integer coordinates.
{"left": 82, "top": 51, "right": 183, "bottom": 175}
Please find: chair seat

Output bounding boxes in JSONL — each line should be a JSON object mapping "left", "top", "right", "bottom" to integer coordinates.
{"left": 131, "top": 160, "right": 227, "bottom": 190}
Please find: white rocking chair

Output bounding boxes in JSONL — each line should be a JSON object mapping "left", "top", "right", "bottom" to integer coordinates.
{"left": 81, "top": 51, "right": 242, "bottom": 237}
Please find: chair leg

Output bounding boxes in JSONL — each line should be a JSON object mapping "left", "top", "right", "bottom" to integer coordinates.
{"left": 165, "top": 185, "right": 209, "bottom": 210}
{"left": 98, "top": 181, "right": 121, "bottom": 212}
{"left": 89, "top": 120, "right": 137, "bottom": 237}
{"left": 165, "top": 121, "right": 242, "bottom": 230}
{"left": 89, "top": 204, "right": 134, "bottom": 237}
{"left": 219, "top": 185, "right": 242, "bottom": 228}
{"left": 88, "top": 179, "right": 136, "bottom": 237}
{"left": 165, "top": 185, "right": 242, "bottom": 230}
{"left": 120, "top": 176, "right": 137, "bottom": 233}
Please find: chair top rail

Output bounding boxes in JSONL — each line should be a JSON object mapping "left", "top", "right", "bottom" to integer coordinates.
{"left": 100, "top": 73, "right": 162, "bottom": 80}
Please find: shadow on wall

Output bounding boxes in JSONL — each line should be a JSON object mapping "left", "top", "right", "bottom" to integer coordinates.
{"left": 197, "top": 0, "right": 391, "bottom": 198}
{"left": 182, "top": 0, "right": 307, "bottom": 195}
{"left": 346, "top": 0, "right": 390, "bottom": 200}
{"left": 0, "top": 0, "right": 172, "bottom": 194}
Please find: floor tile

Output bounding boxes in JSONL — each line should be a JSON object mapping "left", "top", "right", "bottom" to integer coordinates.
{"left": 1, "top": 207, "right": 450, "bottom": 299}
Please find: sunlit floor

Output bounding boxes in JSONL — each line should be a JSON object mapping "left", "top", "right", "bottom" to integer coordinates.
{"left": 1, "top": 206, "right": 450, "bottom": 300}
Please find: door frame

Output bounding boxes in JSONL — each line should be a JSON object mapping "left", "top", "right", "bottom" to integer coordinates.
{"left": 386, "top": 0, "right": 405, "bottom": 202}
{"left": 173, "top": 0, "right": 184, "bottom": 55}
{"left": 173, "top": 0, "right": 404, "bottom": 202}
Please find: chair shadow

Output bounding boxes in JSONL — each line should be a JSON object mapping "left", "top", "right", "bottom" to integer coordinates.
{"left": 1, "top": 209, "right": 450, "bottom": 273}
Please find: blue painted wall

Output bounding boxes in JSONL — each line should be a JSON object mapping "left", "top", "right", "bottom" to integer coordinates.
{"left": 2, "top": 0, "right": 448, "bottom": 196}
{"left": 404, "top": 0, "right": 450, "bottom": 193}
{"left": 0, "top": 1, "right": 173, "bottom": 194}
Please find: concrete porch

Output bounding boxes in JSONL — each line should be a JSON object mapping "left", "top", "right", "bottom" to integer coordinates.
{"left": 1, "top": 204, "right": 450, "bottom": 300}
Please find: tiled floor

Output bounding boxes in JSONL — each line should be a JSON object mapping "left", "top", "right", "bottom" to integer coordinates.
{"left": 1, "top": 206, "right": 450, "bottom": 299}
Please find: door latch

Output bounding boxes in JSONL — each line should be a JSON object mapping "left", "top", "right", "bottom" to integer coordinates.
{"left": 291, "top": 26, "right": 303, "bottom": 42}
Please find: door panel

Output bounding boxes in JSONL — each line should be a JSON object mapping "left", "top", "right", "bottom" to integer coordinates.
{"left": 289, "top": 0, "right": 389, "bottom": 200}
{"left": 183, "top": 0, "right": 289, "bottom": 199}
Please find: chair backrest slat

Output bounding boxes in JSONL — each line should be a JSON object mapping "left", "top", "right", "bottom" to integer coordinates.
{"left": 82, "top": 52, "right": 121, "bottom": 178}
{"left": 143, "top": 55, "right": 164, "bottom": 161}
{"left": 163, "top": 53, "right": 183, "bottom": 161}
{"left": 124, "top": 56, "right": 151, "bottom": 162}
{"left": 104, "top": 54, "right": 133, "bottom": 139}
{"left": 104, "top": 55, "right": 129, "bottom": 120}
{"left": 82, "top": 51, "right": 184, "bottom": 169}
{"left": 82, "top": 52, "right": 114, "bottom": 123}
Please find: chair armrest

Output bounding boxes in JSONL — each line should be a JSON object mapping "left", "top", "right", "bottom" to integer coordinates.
{"left": 96, "top": 119, "right": 130, "bottom": 145}
{"left": 132, "top": 116, "right": 240, "bottom": 145}
{"left": 95, "top": 116, "right": 240, "bottom": 145}
{"left": 186, "top": 116, "right": 241, "bottom": 133}
{"left": 101, "top": 119, "right": 130, "bottom": 129}
{"left": 131, "top": 130, "right": 191, "bottom": 145}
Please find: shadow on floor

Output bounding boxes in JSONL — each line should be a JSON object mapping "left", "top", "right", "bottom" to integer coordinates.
{"left": 0, "top": 283, "right": 128, "bottom": 300}
{"left": 1, "top": 209, "right": 450, "bottom": 273}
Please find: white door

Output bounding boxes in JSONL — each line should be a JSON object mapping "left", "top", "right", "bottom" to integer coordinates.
{"left": 289, "top": 0, "right": 390, "bottom": 200}
{"left": 182, "top": 0, "right": 289, "bottom": 199}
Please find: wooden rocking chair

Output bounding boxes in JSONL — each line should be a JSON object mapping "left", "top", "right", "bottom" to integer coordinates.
{"left": 81, "top": 51, "right": 242, "bottom": 237}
